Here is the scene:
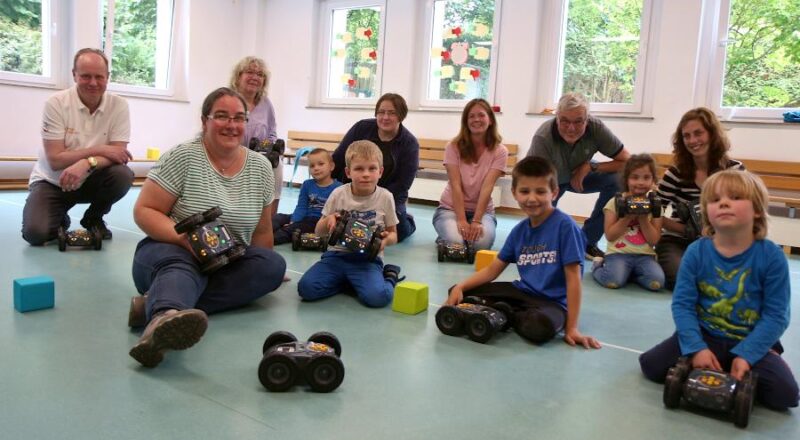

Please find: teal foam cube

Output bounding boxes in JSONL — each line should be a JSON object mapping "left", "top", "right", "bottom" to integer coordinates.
{"left": 13, "top": 276, "right": 55, "bottom": 312}
{"left": 392, "top": 281, "right": 428, "bottom": 315}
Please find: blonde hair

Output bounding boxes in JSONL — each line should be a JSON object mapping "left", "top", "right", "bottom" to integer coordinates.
{"left": 229, "top": 56, "right": 270, "bottom": 104}
{"left": 700, "top": 169, "right": 769, "bottom": 239}
{"left": 345, "top": 140, "right": 383, "bottom": 168}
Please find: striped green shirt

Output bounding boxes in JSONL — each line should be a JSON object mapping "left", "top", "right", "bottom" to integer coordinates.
{"left": 148, "top": 137, "right": 275, "bottom": 245}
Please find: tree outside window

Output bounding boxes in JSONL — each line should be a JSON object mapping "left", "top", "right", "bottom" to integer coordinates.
{"left": 426, "top": 0, "right": 497, "bottom": 102}
{"left": 326, "top": 6, "right": 381, "bottom": 99}
{"left": 0, "top": 0, "right": 44, "bottom": 76}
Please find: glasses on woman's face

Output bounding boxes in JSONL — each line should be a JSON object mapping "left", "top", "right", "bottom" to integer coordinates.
{"left": 376, "top": 110, "right": 397, "bottom": 118}
{"left": 207, "top": 112, "right": 248, "bottom": 125}
{"left": 243, "top": 70, "right": 266, "bottom": 78}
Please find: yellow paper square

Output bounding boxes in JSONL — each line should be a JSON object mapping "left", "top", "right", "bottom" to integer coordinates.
{"left": 341, "top": 32, "right": 353, "bottom": 44}
{"left": 430, "top": 46, "right": 445, "bottom": 58}
{"left": 440, "top": 65, "right": 455, "bottom": 79}
{"left": 333, "top": 48, "right": 346, "bottom": 58}
{"left": 472, "top": 23, "right": 489, "bottom": 37}
{"left": 474, "top": 47, "right": 490, "bottom": 61}
{"left": 459, "top": 67, "right": 472, "bottom": 80}
{"left": 340, "top": 74, "right": 352, "bottom": 84}
{"left": 360, "top": 47, "right": 374, "bottom": 60}
{"left": 357, "top": 67, "right": 372, "bottom": 79}
{"left": 453, "top": 81, "right": 467, "bottom": 94}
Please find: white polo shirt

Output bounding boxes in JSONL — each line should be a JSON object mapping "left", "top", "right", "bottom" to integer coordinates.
{"left": 30, "top": 86, "right": 130, "bottom": 185}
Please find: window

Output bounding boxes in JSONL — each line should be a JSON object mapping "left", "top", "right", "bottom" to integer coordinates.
{"left": 421, "top": 0, "right": 501, "bottom": 107}
{"left": 316, "top": 0, "right": 385, "bottom": 104}
{"left": 0, "top": 0, "right": 60, "bottom": 85}
{"left": 102, "top": 0, "right": 177, "bottom": 95}
{"left": 534, "top": 0, "right": 657, "bottom": 114}
{"left": 702, "top": 0, "right": 800, "bottom": 121}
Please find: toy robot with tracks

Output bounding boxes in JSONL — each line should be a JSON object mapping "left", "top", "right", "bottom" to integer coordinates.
{"left": 614, "top": 191, "right": 662, "bottom": 218}
{"left": 436, "top": 238, "right": 476, "bottom": 264}
{"left": 174, "top": 206, "right": 247, "bottom": 273}
{"left": 57, "top": 226, "right": 103, "bottom": 251}
{"left": 436, "top": 296, "right": 513, "bottom": 343}
{"left": 248, "top": 138, "right": 285, "bottom": 169}
{"left": 663, "top": 357, "right": 758, "bottom": 428}
{"left": 259, "top": 331, "right": 345, "bottom": 393}
{"left": 291, "top": 230, "right": 327, "bottom": 252}
{"left": 675, "top": 200, "right": 703, "bottom": 240}
{"left": 328, "top": 210, "right": 383, "bottom": 260}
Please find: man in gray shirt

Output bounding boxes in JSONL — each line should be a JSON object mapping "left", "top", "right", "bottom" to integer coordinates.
{"left": 527, "top": 93, "right": 630, "bottom": 259}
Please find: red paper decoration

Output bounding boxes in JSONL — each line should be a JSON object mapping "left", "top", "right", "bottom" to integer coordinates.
{"left": 369, "top": 50, "right": 377, "bottom": 60}
{"left": 441, "top": 51, "right": 450, "bottom": 61}
{"left": 348, "top": 79, "right": 356, "bottom": 87}
{"left": 364, "top": 28, "right": 373, "bottom": 38}
{"left": 452, "top": 26, "right": 462, "bottom": 36}
{"left": 470, "top": 69, "right": 480, "bottom": 80}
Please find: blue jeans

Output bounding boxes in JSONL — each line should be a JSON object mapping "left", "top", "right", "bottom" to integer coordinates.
{"left": 592, "top": 253, "right": 665, "bottom": 291}
{"left": 639, "top": 331, "right": 799, "bottom": 410}
{"left": 396, "top": 204, "right": 416, "bottom": 243}
{"left": 132, "top": 238, "right": 286, "bottom": 321}
{"left": 298, "top": 252, "right": 394, "bottom": 308}
{"left": 555, "top": 170, "right": 620, "bottom": 247}
{"left": 432, "top": 206, "right": 497, "bottom": 250}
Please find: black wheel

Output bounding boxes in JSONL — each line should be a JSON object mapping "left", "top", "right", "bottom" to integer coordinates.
{"left": 92, "top": 228, "right": 103, "bottom": 250}
{"left": 227, "top": 245, "right": 247, "bottom": 263}
{"left": 262, "top": 331, "right": 298, "bottom": 354}
{"left": 733, "top": 372, "right": 757, "bottom": 428}
{"left": 307, "top": 331, "right": 342, "bottom": 357}
{"left": 292, "top": 230, "right": 301, "bottom": 251}
{"left": 319, "top": 237, "right": 328, "bottom": 252}
{"left": 305, "top": 356, "right": 345, "bottom": 393}
{"left": 615, "top": 192, "right": 626, "bottom": 217}
{"left": 202, "top": 206, "right": 223, "bottom": 222}
{"left": 492, "top": 301, "right": 514, "bottom": 331}
{"left": 663, "top": 369, "right": 684, "bottom": 408}
{"left": 202, "top": 254, "right": 229, "bottom": 273}
{"left": 465, "top": 242, "right": 475, "bottom": 264}
{"left": 466, "top": 314, "right": 495, "bottom": 344}
{"left": 435, "top": 306, "right": 464, "bottom": 336}
{"left": 174, "top": 212, "right": 206, "bottom": 234}
{"left": 367, "top": 226, "right": 383, "bottom": 261}
{"left": 57, "top": 227, "right": 67, "bottom": 252}
{"left": 328, "top": 213, "right": 347, "bottom": 247}
{"left": 258, "top": 353, "right": 298, "bottom": 392}
{"left": 649, "top": 192, "right": 662, "bottom": 218}
{"left": 437, "top": 243, "right": 445, "bottom": 262}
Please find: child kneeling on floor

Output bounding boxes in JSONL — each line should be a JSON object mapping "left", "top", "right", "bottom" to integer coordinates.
{"left": 639, "top": 169, "right": 799, "bottom": 410}
{"left": 592, "top": 153, "right": 665, "bottom": 291}
{"left": 297, "top": 140, "right": 402, "bottom": 308}
{"left": 446, "top": 156, "right": 601, "bottom": 348}
{"left": 272, "top": 148, "right": 341, "bottom": 244}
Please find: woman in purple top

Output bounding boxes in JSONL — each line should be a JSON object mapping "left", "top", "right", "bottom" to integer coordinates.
{"left": 433, "top": 98, "right": 508, "bottom": 250}
{"left": 230, "top": 56, "right": 282, "bottom": 216}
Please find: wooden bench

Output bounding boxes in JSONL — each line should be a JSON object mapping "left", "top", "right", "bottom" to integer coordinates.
{"left": 0, "top": 156, "right": 154, "bottom": 190}
{"left": 286, "top": 130, "right": 519, "bottom": 173}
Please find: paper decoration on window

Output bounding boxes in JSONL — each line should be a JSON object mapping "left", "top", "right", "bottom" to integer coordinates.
{"left": 356, "top": 27, "right": 373, "bottom": 40}
{"left": 471, "top": 23, "right": 489, "bottom": 37}
{"left": 470, "top": 69, "right": 480, "bottom": 80}
{"left": 448, "top": 81, "right": 467, "bottom": 94}
{"left": 450, "top": 42, "right": 469, "bottom": 65}
{"left": 331, "top": 48, "right": 346, "bottom": 58}
{"left": 442, "top": 28, "right": 454, "bottom": 39}
{"left": 430, "top": 47, "right": 445, "bottom": 58}
{"left": 360, "top": 48, "right": 377, "bottom": 60}
{"left": 452, "top": 26, "right": 462, "bottom": 37}
{"left": 340, "top": 74, "right": 352, "bottom": 84}
{"left": 357, "top": 67, "right": 372, "bottom": 79}
{"left": 441, "top": 51, "right": 451, "bottom": 61}
{"left": 440, "top": 65, "right": 455, "bottom": 79}
{"left": 342, "top": 32, "right": 353, "bottom": 44}
{"left": 459, "top": 67, "right": 472, "bottom": 80}
{"left": 473, "top": 47, "right": 490, "bottom": 61}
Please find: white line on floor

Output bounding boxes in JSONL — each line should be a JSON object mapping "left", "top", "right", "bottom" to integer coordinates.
{"left": 0, "top": 198, "right": 24, "bottom": 207}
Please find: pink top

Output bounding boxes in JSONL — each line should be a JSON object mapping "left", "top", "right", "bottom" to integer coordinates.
{"left": 439, "top": 141, "right": 508, "bottom": 213}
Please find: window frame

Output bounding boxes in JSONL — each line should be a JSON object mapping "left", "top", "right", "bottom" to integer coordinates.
{"left": 102, "top": 0, "right": 188, "bottom": 100}
{"left": 313, "top": 0, "right": 387, "bottom": 107}
{"left": 0, "top": 0, "right": 63, "bottom": 88}
{"left": 532, "top": 0, "right": 659, "bottom": 115}
{"left": 416, "top": 0, "right": 503, "bottom": 109}
{"left": 699, "top": 0, "right": 799, "bottom": 122}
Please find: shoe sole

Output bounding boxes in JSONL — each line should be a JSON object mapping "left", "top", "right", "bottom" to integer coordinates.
{"left": 129, "top": 310, "right": 208, "bottom": 368}
{"left": 128, "top": 296, "right": 147, "bottom": 328}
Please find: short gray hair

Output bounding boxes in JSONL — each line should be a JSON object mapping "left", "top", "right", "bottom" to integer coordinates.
{"left": 556, "top": 92, "right": 589, "bottom": 115}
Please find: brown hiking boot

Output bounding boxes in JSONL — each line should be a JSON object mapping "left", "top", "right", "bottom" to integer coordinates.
{"left": 128, "top": 295, "right": 147, "bottom": 328}
{"left": 129, "top": 309, "right": 208, "bottom": 368}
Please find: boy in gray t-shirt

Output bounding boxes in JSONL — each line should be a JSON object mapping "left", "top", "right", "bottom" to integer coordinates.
{"left": 297, "top": 141, "right": 402, "bottom": 308}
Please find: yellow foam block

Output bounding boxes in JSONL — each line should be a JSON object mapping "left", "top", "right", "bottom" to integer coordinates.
{"left": 392, "top": 281, "right": 428, "bottom": 315}
{"left": 146, "top": 147, "right": 161, "bottom": 160}
{"left": 474, "top": 250, "right": 498, "bottom": 272}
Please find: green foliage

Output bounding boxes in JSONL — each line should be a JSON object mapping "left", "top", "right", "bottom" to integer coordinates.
{"left": 342, "top": 8, "right": 380, "bottom": 98}
{"left": 563, "top": 0, "right": 643, "bottom": 104}
{"left": 104, "top": 0, "right": 159, "bottom": 87}
{"left": 722, "top": 0, "right": 800, "bottom": 108}
{"left": 0, "top": 0, "right": 41, "bottom": 28}
{"left": 0, "top": 12, "right": 42, "bottom": 74}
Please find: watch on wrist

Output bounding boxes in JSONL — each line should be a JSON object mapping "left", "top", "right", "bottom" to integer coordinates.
{"left": 87, "top": 156, "right": 98, "bottom": 173}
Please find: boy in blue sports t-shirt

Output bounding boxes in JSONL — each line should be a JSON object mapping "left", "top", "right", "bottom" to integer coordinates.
{"left": 640, "top": 169, "right": 798, "bottom": 410}
{"left": 273, "top": 148, "right": 341, "bottom": 245}
{"left": 446, "top": 156, "right": 601, "bottom": 348}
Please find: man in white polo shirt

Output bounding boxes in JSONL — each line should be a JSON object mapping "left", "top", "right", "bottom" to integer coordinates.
{"left": 22, "top": 48, "right": 134, "bottom": 245}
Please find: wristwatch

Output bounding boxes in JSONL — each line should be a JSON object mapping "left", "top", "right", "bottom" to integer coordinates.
{"left": 589, "top": 161, "right": 599, "bottom": 172}
{"left": 87, "top": 156, "right": 98, "bottom": 173}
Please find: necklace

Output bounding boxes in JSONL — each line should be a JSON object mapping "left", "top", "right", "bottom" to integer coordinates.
{"left": 208, "top": 146, "right": 242, "bottom": 176}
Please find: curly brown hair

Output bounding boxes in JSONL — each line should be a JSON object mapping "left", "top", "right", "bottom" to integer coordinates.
{"left": 452, "top": 98, "right": 502, "bottom": 164}
{"left": 671, "top": 107, "right": 731, "bottom": 180}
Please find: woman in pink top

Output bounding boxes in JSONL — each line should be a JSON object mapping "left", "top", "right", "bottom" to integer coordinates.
{"left": 432, "top": 98, "right": 508, "bottom": 250}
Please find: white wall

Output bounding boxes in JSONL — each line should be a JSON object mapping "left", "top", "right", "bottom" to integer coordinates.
{"left": 2, "top": 0, "right": 798, "bottom": 215}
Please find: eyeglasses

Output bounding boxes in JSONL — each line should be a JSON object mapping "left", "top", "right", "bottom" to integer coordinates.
{"left": 557, "top": 117, "right": 587, "bottom": 127}
{"left": 243, "top": 70, "right": 266, "bottom": 78}
{"left": 376, "top": 110, "right": 397, "bottom": 117}
{"left": 207, "top": 113, "right": 248, "bottom": 124}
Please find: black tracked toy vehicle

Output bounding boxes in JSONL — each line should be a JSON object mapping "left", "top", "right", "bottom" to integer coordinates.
{"left": 328, "top": 210, "right": 383, "bottom": 260}
{"left": 675, "top": 200, "right": 703, "bottom": 240}
{"left": 436, "top": 238, "right": 476, "bottom": 264}
{"left": 663, "top": 357, "right": 758, "bottom": 428}
{"left": 435, "top": 296, "right": 513, "bottom": 343}
{"left": 614, "top": 192, "right": 662, "bottom": 218}
{"left": 248, "top": 138, "right": 285, "bottom": 168}
{"left": 291, "top": 230, "right": 327, "bottom": 252}
{"left": 57, "top": 226, "right": 103, "bottom": 251}
{"left": 174, "top": 206, "right": 246, "bottom": 273}
{"left": 259, "top": 331, "right": 345, "bottom": 393}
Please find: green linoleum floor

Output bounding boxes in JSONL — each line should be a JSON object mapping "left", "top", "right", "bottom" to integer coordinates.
{"left": 1, "top": 187, "right": 798, "bottom": 440}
